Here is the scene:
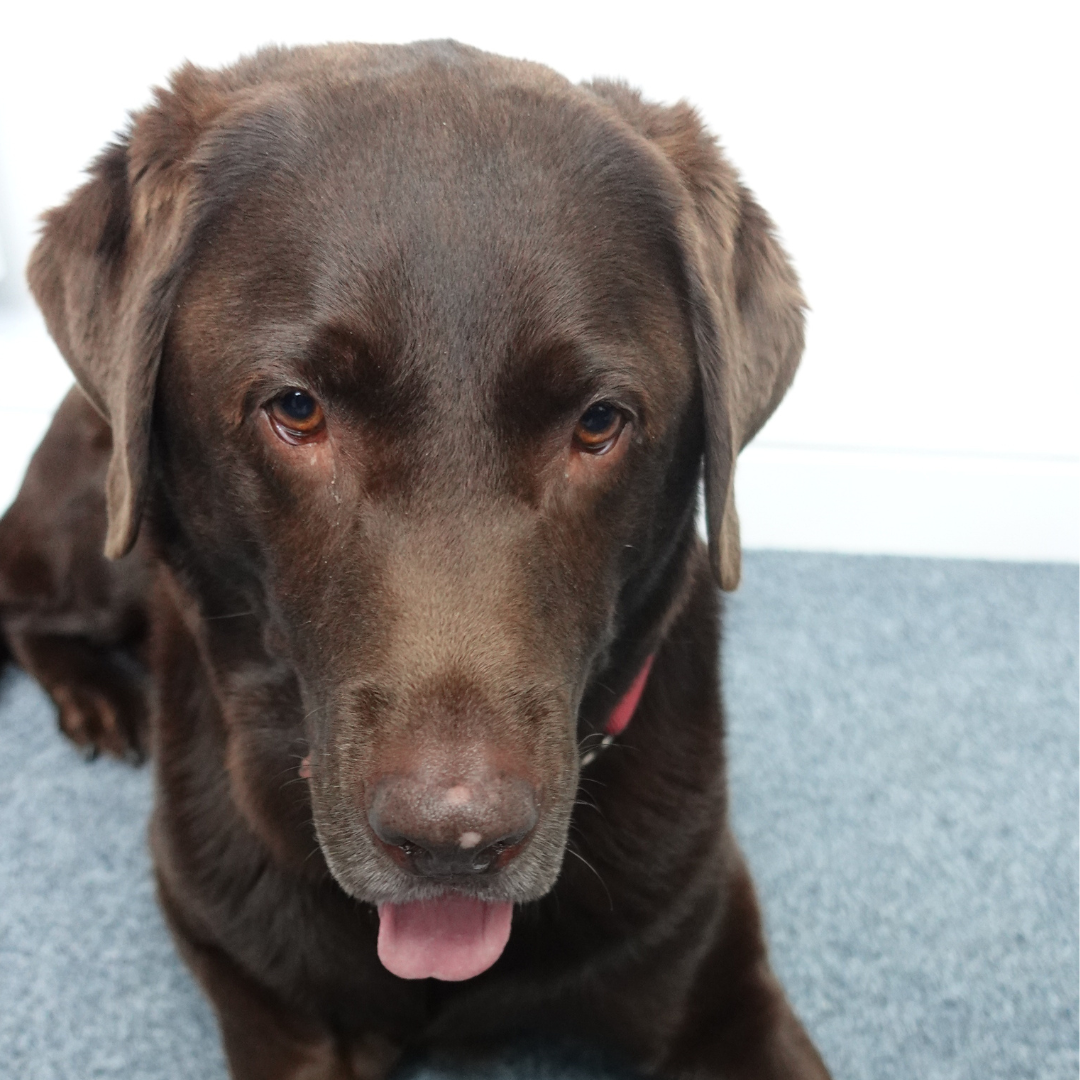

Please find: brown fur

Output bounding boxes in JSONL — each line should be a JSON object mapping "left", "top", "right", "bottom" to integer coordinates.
{"left": 0, "top": 41, "right": 827, "bottom": 1079}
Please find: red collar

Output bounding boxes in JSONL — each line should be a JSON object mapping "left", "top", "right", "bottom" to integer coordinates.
{"left": 605, "top": 653, "right": 655, "bottom": 736}
{"left": 581, "top": 653, "right": 655, "bottom": 767}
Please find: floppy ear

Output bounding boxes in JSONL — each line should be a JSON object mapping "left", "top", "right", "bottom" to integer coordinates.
{"left": 27, "top": 64, "right": 229, "bottom": 559}
{"left": 584, "top": 84, "right": 806, "bottom": 590}
{"left": 687, "top": 176, "right": 806, "bottom": 591}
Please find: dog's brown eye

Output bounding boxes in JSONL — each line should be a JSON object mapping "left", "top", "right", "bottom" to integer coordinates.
{"left": 268, "top": 390, "right": 325, "bottom": 440}
{"left": 574, "top": 402, "right": 625, "bottom": 453}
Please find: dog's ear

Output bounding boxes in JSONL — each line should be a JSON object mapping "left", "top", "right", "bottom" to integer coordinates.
{"left": 687, "top": 175, "right": 805, "bottom": 592}
{"left": 585, "top": 83, "right": 806, "bottom": 590}
{"left": 27, "top": 65, "right": 230, "bottom": 559}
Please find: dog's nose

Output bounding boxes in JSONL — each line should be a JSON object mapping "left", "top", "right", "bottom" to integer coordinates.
{"left": 368, "top": 772, "right": 539, "bottom": 877}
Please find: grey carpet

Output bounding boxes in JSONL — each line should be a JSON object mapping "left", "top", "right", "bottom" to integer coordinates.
{"left": 0, "top": 552, "right": 1076, "bottom": 1080}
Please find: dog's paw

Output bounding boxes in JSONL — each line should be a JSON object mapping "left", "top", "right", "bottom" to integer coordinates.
{"left": 51, "top": 680, "right": 145, "bottom": 763}
{"left": 6, "top": 631, "right": 150, "bottom": 763}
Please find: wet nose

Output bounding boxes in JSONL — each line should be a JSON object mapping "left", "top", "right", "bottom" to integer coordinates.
{"left": 368, "top": 771, "right": 539, "bottom": 877}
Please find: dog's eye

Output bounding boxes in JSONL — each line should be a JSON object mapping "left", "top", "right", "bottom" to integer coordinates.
{"left": 574, "top": 402, "right": 625, "bottom": 453}
{"left": 267, "top": 390, "right": 326, "bottom": 440}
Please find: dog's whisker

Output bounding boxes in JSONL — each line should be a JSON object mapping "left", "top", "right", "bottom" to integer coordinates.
{"left": 564, "top": 844, "right": 613, "bottom": 911}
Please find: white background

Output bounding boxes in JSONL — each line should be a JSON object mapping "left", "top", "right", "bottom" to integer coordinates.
{"left": 0, "top": 0, "right": 1076, "bottom": 561}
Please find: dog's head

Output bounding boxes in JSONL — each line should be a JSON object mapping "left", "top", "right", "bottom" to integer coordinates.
{"left": 28, "top": 43, "right": 803, "bottom": 980}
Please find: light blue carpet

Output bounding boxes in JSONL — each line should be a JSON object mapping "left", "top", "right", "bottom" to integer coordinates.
{"left": 0, "top": 553, "right": 1076, "bottom": 1079}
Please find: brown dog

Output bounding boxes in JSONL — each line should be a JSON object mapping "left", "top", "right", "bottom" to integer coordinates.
{"left": 0, "top": 41, "right": 829, "bottom": 1080}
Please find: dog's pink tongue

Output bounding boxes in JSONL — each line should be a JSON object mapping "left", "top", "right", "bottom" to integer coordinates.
{"left": 377, "top": 897, "right": 513, "bottom": 981}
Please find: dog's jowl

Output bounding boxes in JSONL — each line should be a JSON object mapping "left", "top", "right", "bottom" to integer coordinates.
{"left": 0, "top": 41, "right": 830, "bottom": 1080}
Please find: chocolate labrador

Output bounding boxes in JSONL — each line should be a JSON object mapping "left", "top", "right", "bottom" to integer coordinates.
{"left": 0, "top": 41, "right": 829, "bottom": 1080}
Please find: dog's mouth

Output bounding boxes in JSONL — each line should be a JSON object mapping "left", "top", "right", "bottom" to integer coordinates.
{"left": 301, "top": 684, "right": 582, "bottom": 982}
{"left": 306, "top": 755, "right": 574, "bottom": 981}
{"left": 376, "top": 895, "right": 514, "bottom": 980}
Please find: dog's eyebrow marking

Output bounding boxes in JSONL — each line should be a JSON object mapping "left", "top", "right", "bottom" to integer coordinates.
{"left": 458, "top": 831, "right": 482, "bottom": 849}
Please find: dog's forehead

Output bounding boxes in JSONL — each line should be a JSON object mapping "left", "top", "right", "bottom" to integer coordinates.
{"left": 176, "top": 69, "right": 694, "bottom": 416}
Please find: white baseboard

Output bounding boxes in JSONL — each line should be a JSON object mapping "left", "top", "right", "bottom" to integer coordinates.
{"left": 733, "top": 444, "right": 1079, "bottom": 563}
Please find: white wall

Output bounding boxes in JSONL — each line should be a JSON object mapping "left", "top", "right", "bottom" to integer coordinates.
{"left": 1, "top": 0, "right": 1076, "bottom": 560}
